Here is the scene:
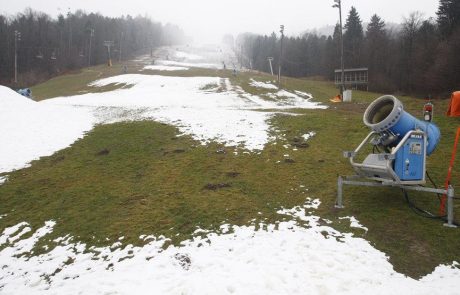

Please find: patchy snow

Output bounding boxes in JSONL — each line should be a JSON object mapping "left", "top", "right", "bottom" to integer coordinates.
{"left": 0, "top": 86, "right": 95, "bottom": 173}
{"left": 265, "top": 90, "right": 319, "bottom": 107}
{"left": 45, "top": 74, "right": 325, "bottom": 151}
{"left": 174, "top": 51, "right": 203, "bottom": 60}
{"left": 276, "top": 90, "right": 304, "bottom": 99}
{"left": 0, "top": 175, "right": 7, "bottom": 185}
{"left": 294, "top": 90, "right": 313, "bottom": 99}
{"left": 339, "top": 216, "right": 369, "bottom": 232}
{"left": 0, "top": 208, "right": 459, "bottom": 294}
{"left": 156, "top": 59, "right": 221, "bottom": 69}
{"left": 249, "top": 78, "right": 278, "bottom": 90}
{"left": 0, "top": 222, "right": 30, "bottom": 245}
{"left": 0, "top": 74, "right": 325, "bottom": 173}
{"left": 143, "top": 65, "right": 189, "bottom": 71}
{"left": 302, "top": 131, "right": 316, "bottom": 141}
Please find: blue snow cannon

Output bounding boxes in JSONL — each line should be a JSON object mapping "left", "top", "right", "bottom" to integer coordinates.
{"left": 17, "top": 88, "right": 32, "bottom": 98}
{"left": 347, "top": 95, "right": 441, "bottom": 184}
{"left": 363, "top": 95, "right": 441, "bottom": 155}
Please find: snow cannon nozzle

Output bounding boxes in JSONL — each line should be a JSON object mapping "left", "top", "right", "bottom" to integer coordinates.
{"left": 363, "top": 95, "right": 440, "bottom": 155}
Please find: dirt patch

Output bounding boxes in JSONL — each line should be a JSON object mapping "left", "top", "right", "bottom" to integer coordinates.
{"left": 174, "top": 253, "right": 192, "bottom": 270}
{"left": 96, "top": 148, "right": 110, "bottom": 156}
{"left": 226, "top": 172, "right": 241, "bottom": 178}
{"left": 203, "top": 183, "right": 232, "bottom": 190}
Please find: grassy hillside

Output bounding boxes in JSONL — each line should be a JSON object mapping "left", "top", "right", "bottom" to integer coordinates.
{"left": 1, "top": 63, "right": 459, "bottom": 278}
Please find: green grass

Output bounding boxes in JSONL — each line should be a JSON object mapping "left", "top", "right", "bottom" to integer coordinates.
{"left": 31, "top": 62, "right": 143, "bottom": 100}
{"left": 2, "top": 64, "right": 460, "bottom": 278}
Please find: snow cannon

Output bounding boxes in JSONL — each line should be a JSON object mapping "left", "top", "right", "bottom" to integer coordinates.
{"left": 346, "top": 95, "right": 440, "bottom": 184}
{"left": 363, "top": 95, "right": 440, "bottom": 155}
{"left": 337, "top": 96, "right": 457, "bottom": 227}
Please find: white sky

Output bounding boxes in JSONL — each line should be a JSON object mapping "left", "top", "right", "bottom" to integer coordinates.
{"left": 1, "top": 0, "right": 439, "bottom": 43}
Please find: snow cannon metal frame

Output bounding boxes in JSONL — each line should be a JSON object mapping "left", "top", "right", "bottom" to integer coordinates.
{"left": 336, "top": 95, "right": 456, "bottom": 227}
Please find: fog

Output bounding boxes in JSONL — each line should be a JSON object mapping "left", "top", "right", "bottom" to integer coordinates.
{"left": 1, "top": 0, "right": 438, "bottom": 44}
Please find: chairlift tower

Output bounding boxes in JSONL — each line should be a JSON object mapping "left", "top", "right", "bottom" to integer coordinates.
{"left": 267, "top": 57, "right": 274, "bottom": 76}
{"left": 104, "top": 41, "right": 114, "bottom": 67}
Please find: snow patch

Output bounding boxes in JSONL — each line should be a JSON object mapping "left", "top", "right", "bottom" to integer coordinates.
{"left": 294, "top": 90, "right": 313, "bottom": 99}
{"left": 0, "top": 73, "right": 326, "bottom": 173}
{"left": 1, "top": 213, "right": 459, "bottom": 294}
{"left": 339, "top": 216, "right": 369, "bottom": 232}
{"left": 174, "top": 51, "right": 203, "bottom": 60}
{"left": 143, "top": 65, "right": 189, "bottom": 71}
{"left": 302, "top": 131, "right": 316, "bottom": 141}
{"left": 156, "top": 59, "right": 221, "bottom": 69}
{"left": 45, "top": 75, "right": 325, "bottom": 152}
{"left": 249, "top": 78, "right": 278, "bottom": 90}
{"left": 0, "top": 175, "right": 8, "bottom": 185}
{"left": 0, "top": 86, "right": 94, "bottom": 173}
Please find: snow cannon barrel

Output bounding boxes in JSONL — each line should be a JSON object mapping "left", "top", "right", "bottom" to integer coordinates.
{"left": 363, "top": 95, "right": 441, "bottom": 155}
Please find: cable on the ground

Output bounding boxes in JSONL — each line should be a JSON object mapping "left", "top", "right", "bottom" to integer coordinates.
{"left": 402, "top": 188, "right": 460, "bottom": 226}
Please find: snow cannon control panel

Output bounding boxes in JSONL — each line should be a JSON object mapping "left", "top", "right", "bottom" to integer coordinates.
{"left": 394, "top": 134, "right": 425, "bottom": 181}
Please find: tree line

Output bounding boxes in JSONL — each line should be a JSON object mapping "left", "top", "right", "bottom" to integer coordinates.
{"left": 0, "top": 9, "right": 186, "bottom": 87}
{"left": 237, "top": 0, "right": 460, "bottom": 96}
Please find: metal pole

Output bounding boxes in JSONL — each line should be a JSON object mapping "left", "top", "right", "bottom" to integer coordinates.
{"left": 119, "top": 32, "right": 123, "bottom": 63}
{"left": 88, "top": 29, "right": 94, "bottom": 67}
{"left": 14, "top": 30, "right": 20, "bottom": 83}
{"left": 336, "top": 176, "right": 344, "bottom": 208}
{"left": 14, "top": 32, "right": 17, "bottom": 83}
{"left": 67, "top": 10, "right": 72, "bottom": 56}
{"left": 268, "top": 57, "right": 274, "bottom": 76}
{"left": 333, "top": 0, "right": 345, "bottom": 94}
{"left": 444, "top": 185, "right": 456, "bottom": 228}
{"left": 339, "top": 1, "right": 345, "bottom": 94}
{"left": 278, "top": 25, "right": 284, "bottom": 87}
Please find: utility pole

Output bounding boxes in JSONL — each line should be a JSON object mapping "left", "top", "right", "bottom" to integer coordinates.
{"left": 14, "top": 30, "right": 21, "bottom": 83}
{"left": 333, "top": 0, "right": 345, "bottom": 94}
{"left": 278, "top": 25, "right": 285, "bottom": 87}
{"left": 88, "top": 29, "right": 94, "bottom": 66}
{"left": 119, "top": 31, "right": 123, "bottom": 63}
{"left": 67, "top": 9, "right": 72, "bottom": 56}
{"left": 267, "top": 57, "right": 274, "bottom": 76}
{"left": 104, "top": 41, "right": 114, "bottom": 67}
{"left": 240, "top": 44, "right": 243, "bottom": 68}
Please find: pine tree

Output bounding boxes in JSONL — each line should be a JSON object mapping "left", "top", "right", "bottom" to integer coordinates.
{"left": 437, "top": 0, "right": 460, "bottom": 38}
{"left": 344, "top": 6, "right": 364, "bottom": 67}
{"left": 364, "top": 14, "right": 389, "bottom": 91}
{"left": 366, "top": 14, "right": 385, "bottom": 38}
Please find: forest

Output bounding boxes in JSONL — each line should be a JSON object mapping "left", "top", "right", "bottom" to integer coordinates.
{"left": 237, "top": 0, "right": 460, "bottom": 96}
{"left": 0, "top": 9, "right": 186, "bottom": 87}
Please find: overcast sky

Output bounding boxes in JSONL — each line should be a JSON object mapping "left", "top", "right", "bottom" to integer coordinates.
{"left": 1, "top": 0, "right": 439, "bottom": 43}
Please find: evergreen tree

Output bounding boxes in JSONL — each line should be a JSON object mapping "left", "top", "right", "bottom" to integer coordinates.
{"left": 366, "top": 14, "right": 385, "bottom": 38}
{"left": 437, "top": 0, "right": 460, "bottom": 38}
{"left": 364, "top": 14, "right": 389, "bottom": 91}
{"left": 343, "top": 6, "right": 364, "bottom": 68}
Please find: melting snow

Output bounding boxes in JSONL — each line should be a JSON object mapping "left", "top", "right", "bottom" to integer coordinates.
{"left": 174, "top": 51, "right": 203, "bottom": 60}
{"left": 294, "top": 90, "right": 313, "bottom": 99}
{"left": 143, "top": 65, "right": 190, "bottom": 71}
{"left": 0, "top": 175, "right": 7, "bottom": 185}
{"left": 249, "top": 78, "right": 278, "bottom": 90}
{"left": 0, "top": 86, "right": 94, "bottom": 173}
{"left": 0, "top": 74, "right": 325, "bottom": 173}
{"left": 0, "top": 207, "right": 459, "bottom": 294}
{"left": 302, "top": 131, "right": 316, "bottom": 141}
{"left": 339, "top": 216, "right": 369, "bottom": 232}
{"left": 156, "top": 59, "right": 221, "bottom": 69}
